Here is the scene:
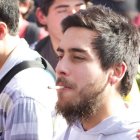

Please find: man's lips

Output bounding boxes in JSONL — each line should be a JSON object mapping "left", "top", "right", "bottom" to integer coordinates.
{"left": 56, "top": 83, "right": 72, "bottom": 89}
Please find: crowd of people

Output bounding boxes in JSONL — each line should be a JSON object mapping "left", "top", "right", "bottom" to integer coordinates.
{"left": 0, "top": 0, "right": 140, "bottom": 140}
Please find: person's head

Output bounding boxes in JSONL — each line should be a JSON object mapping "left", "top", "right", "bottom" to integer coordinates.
{"left": 35, "top": 0, "right": 91, "bottom": 48}
{"left": 0, "top": 0, "right": 19, "bottom": 35}
{"left": 36, "top": 0, "right": 90, "bottom": 17}
{"left": 18, "top": 0, "right": 34, "bottom": 20}
{"left": 55, "top": 5, "right": 140, "bottom": 124}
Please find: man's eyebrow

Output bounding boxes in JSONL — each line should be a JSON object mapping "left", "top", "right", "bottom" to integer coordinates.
{"left": 55, "top": 3, "right": 85, "bottom": 9}
{"left": 57, "top": 47, "right": 88, "bottom": 54}
{"left": 69, "top": 48, "right": 88, "bottom": 53}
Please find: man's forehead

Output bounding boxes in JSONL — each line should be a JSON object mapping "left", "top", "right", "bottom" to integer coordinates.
{"left": 61, "top": 27, "right": 95, "bottom": 44}
{"left": 58, "top": 27, "right": 97, "bottom": 55}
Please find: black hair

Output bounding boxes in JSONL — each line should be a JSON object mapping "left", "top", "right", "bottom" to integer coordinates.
{"left": 61, "top": 5, "right": 140, "bottom": 96}
{"left": 0, "top": 0, "right": 19, "bottom": 35}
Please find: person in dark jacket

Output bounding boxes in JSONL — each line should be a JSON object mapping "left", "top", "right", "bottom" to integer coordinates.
{"left": 33, "top": 0, "right": 91, "bottom": 70}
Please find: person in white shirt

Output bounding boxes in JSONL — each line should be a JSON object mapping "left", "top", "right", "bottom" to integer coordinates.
{"left": 54, "top": 5, "right": 140, "bottom": 140}
{"left": 0, "top": 0, "right": 57, "bottom": 139}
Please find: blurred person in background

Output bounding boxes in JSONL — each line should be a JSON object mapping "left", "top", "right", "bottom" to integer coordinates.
{"left": 18, "top": 0, "right": 48, "bottom": 45}
{"left": 0, "top": 0, "right": 57, "bottom": 139}
{"left": 91, "top": 0, "right": 140, "bottom": 28}
{"left": 33, "top": 0, "right": 92, "bottom": 70}
{"left": 91, "top": 0, "right": 138, "bottom": 19}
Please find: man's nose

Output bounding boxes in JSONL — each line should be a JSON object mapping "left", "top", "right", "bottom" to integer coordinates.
{"left": 55, "top": 57, "right": 70, "bottom": 77}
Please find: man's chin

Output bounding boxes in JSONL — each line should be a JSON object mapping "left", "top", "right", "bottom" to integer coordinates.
{"left": 55, "top": 102, "right": 78, "bottom": 124}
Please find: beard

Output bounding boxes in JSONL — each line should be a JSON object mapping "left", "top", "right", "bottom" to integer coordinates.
{"left": 55, "top": 76, "right": 108, "bottom": 125}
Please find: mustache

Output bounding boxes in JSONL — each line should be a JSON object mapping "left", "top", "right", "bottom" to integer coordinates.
{"left": 56, "top": 77, "right": 77, "bottom": 89}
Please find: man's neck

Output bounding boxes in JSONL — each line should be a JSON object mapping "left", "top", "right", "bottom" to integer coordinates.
{"left": 81, "top": 95, "right": 126, "bottom": 131}
{"left": 49, "top": 35, "right": 61, "bottom": 54}
{"left": 0, "top": 35, "right": 19, "bottom": 69}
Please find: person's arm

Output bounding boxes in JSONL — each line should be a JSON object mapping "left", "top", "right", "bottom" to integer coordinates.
{"left": 5, "top": 97, "right": 53, "bottom": 140}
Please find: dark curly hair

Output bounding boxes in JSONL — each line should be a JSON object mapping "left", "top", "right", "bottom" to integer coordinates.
{"left": 0, "top": 0, "right": 19, "bottom": 35}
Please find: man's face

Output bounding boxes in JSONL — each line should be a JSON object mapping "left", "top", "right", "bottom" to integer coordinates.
{"left": 55, "top": 27, "right": 110, "bottom": 124}
{"left": 45, "top": 0, "right": 86, "bottom": 43}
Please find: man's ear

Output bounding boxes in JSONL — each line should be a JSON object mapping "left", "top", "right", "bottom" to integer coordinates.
{"left": 35, "top": 7, "right": 48, "bottom": 25}
{"left": 0, "top": 22, "right": 7, "bottom": 40}
{"left": 108, "top": 62, "right": 127, "bottom": 85}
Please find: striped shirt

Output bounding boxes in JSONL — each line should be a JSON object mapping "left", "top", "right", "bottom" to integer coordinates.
{"left": 0, "top": 38, "right": 57, "bottom": 140}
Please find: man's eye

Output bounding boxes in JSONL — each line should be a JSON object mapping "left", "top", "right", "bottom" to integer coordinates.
{"left": 73, "top": 56, "right": 85, "bottom": 60}
{"left": 57, "top": 9, "right": 67, "bottom": 13}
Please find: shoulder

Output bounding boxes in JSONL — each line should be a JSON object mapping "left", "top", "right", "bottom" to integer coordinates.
{"left": 35, "top": 36, "right": 51, "bottom": 51}
{"left": 5, "top": 67, "right": 56, "bottom": 100}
